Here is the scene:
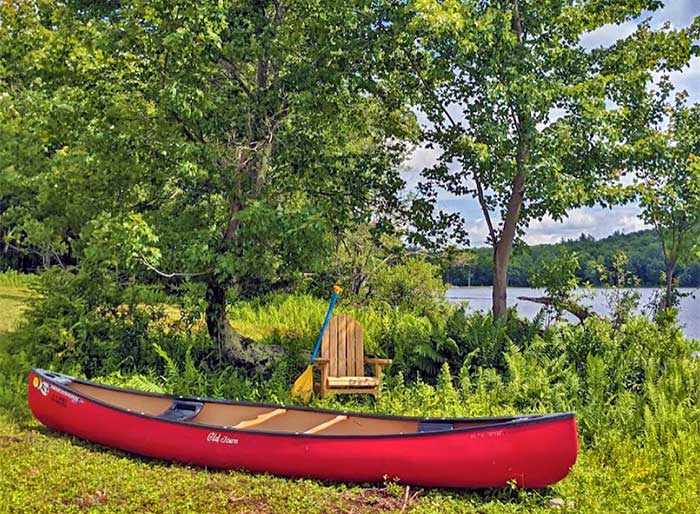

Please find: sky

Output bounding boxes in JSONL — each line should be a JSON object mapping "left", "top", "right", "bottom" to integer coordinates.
{"left": 402, "top": 1, "right": 700, "bottom": 246}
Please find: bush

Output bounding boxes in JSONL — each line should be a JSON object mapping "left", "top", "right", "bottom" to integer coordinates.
{"left": 7, "top": 267, "right": 204, "bottom": 378}
{"left": 5, "top": 273, "right": 700, "bottom": 457}
{"left": 365, "top": 257, "right": 448, "bottom": 317}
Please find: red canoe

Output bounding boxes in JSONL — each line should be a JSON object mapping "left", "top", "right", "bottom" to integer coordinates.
{"left": 28, "top": 368, "right": 578, "bottom": 488}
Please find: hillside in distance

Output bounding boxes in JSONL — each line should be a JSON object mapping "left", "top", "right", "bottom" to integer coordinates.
{"left": 445, "top": 230, "right": 700, "bottom": 288}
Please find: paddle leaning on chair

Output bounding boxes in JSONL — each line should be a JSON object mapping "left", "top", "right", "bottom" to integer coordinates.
{"left": 291, "top": 285, "right": 343, "bottom": 402}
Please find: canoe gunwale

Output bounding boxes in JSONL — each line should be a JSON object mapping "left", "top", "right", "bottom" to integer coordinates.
{"left": 31, "top": 368, "right": 575, "bottom": 440}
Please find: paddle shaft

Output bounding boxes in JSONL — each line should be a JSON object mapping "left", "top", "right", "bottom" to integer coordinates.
{"left": 309, "top": 287, "right": 342, "bottom": 364}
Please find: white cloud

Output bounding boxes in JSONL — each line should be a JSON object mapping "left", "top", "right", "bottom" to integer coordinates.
{"left": 652, "top": 0, "right": 699, "bottom": 27}
{"left": 524, "top": 207, "right": 649, "bottom": 245}
{"left": 579, "top": 21, "right": 638, "bottom": 49}
{"left": 669, "top": 56, "right": 700, "bottom": 103}
{"left": 435, "top": 204, "right": 650, "bottom": 248}
{"left": 404, "top": 144, "right": 440, "bottom": 174}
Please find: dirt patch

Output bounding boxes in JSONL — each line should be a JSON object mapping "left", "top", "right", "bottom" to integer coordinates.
{"left": 329, "top": 485, "right": 423, "bottom": 514}
{"left": 75, "top": 490, "right": 108, "bottom": 508}
{"left": 0, "top": 434, "right": 33, "bottom": 447}
{"left": 226, "top": 493, "right": 273, "bottom": 514}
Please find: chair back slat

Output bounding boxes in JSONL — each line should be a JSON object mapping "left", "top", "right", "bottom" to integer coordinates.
{"left": 353, "top": 320, "right": 364, "bottom": 375}
{"left": 338, "top": 314, "right": 347, "bottom": 376}
{"left": 346, "top": 315, "right": 356, "bottom": 376}
{"left": 328, "top": 314, "right": 338, "bottom": 376}
{"left": 321, "top": 314, "right": 364, "bottom": 377}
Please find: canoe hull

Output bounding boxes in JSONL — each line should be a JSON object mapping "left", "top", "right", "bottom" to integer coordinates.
{"left": 28, "top": 370, "right": 578, "bottom": 488}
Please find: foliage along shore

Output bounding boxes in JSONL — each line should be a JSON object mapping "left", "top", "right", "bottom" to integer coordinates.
{"left": 444, "top": 229, "right": 700, "bottom": 288}
{"left": 1, "top": 271, "right": 700, "bottom": 513}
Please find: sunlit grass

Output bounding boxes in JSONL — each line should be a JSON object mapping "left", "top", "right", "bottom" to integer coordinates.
{"left": 0, "top": 285, "right": 34, "bottom": 338}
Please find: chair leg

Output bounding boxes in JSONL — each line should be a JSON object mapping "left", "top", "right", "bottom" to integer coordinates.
{"left": 317, "top": 363, "right": 329, "bottom": 399}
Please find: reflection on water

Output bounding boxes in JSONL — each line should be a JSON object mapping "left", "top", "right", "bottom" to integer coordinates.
{"left": 447, "top": 287, "right": 700, "bottom": 340}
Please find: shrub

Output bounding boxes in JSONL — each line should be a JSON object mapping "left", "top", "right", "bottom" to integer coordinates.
{"left": 365, "top": 257, "right": 448, "bottom": 317}
{"left": 7, "top": 267, "right": 203, "bottom": 378}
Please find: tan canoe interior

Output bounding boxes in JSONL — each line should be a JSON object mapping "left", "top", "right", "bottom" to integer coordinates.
{"left": 69, "top": 381, "right": 505, "bottom": 436}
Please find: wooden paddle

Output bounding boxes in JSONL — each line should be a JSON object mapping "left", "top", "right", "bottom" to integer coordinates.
{"left": 291, "top": 285, "right": 342, "bottom": 402}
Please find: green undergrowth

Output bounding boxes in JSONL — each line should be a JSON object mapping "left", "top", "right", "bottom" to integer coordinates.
{"left": 2, "top": 279, "right": 700, "bottom": 512}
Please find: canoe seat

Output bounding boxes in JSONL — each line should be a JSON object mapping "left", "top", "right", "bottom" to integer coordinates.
{"left": 313, "top": 314, "right": 391, "bottom": 399}
{"left": 158, "top": 399, "right": 203, "bottom": 422}
{"left": 418, "top": 421, "right": 454, "bottom": 433}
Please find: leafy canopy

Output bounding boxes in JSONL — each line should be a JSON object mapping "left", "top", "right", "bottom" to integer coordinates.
{"left": 383, "top": 0, "right": 698, "bottom": 244}
{"left": 0, "top": 0, "right": 417, "bottom": 297}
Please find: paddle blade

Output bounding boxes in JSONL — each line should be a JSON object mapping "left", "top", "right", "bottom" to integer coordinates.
{"left": 291, "top": 365, "right": 314, "bottom": 403}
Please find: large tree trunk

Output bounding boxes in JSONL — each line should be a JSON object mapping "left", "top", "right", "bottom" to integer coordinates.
{"left": 492, "top": 244, "right": 509, "bottom": 318}
{"left": 489, "top": 0, "right": 528, "bottom": 320}
{"left": 491, "top": 168, "right": 526, "bottom": 319}
{"left": 205, "top": 277, "right": 285, "bottom": 373}
{"left": 203, "top": 129, "right": 276, "bottom": 366}
{"left": 205, "top": 279, "right": 235, "bottom": 359}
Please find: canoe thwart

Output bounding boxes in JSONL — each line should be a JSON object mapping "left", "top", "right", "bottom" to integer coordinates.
{"left": 233, "top": 408, "right": 287, "bottom": 429}
{"left": 304, "top": 415, "right": 348, "bottom": 434}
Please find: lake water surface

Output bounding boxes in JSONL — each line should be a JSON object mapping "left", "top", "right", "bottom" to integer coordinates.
{"left": 447, "top": 287, "right": 700, "bottom": 340}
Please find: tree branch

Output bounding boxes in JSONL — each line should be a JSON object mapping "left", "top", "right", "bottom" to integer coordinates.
{"left": 402, "top": 48, "right": 460, "bottom": 131}
{"left": 140, "top": 255, "right": 210, "bottom": 279}
{"left": 474, "top": 177, "right": 497, "bottom": 245}
{"left": 218, "top": 57, "right": 252, "bottom": 97}
{"left": 517, "top": 295, "right": 595, "bottom": 323}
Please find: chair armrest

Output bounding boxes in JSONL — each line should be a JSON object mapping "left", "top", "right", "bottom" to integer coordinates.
{"left": 313, "top": 358, "right": 330, "bottom": 374}
{"left": 365, "top": 358, "right": 392, "bottom": 365}
{"left": 366, "top": 357, "right": 391, "bottom": 382}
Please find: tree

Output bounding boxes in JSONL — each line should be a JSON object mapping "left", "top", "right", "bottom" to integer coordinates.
{"left": 0, "top": 1, "right": 415, "bottom": 360}
{"left": 634, "top": 94, "right": 700, "bottom": 312}
{"left": 380, "top": 0, "right": 698, "bottom": 317}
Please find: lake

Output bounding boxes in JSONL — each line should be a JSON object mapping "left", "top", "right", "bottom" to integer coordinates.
{"left": 447, "top": 287, "right": 700, "bottom": 340}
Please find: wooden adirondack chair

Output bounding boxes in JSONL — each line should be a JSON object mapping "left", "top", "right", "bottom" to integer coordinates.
{"left": 313, "top": 313, "right": 391, "bottom": 399}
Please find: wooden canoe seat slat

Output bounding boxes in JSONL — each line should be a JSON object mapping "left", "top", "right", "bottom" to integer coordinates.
{"left": 315, "top": 314, "right": 392, "bottom": 399}
{"left": 326, "top": 376, "right": 378, "bottom": 388}
{"left": 304, "top": 415, "right": 348, "bottom": 434}
{"left": 233, "top": 408, "right": 286, "bottom": 429}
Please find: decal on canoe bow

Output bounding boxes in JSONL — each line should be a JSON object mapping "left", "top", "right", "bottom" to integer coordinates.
{"left": 34, "top": 376, "right": 49, "bottom": 397}
{"left": 49, "top": 384, "right": 81, "bottom": 404}
{"left": 207, "top": 432, "right": 239, "bottom": 445}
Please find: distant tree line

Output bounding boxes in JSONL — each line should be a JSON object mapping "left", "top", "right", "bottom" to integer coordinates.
{"left": 444, "top": 230, "right": 700, "bottom": 288}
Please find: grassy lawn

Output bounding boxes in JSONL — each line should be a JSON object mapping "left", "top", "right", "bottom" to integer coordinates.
{"left": 4, "top": 412, "right": 698, "bottom": 514}
{"left": 1, "top": 417, "right": 417, "bottom": 514}
{"left": 0, "top": 285, "right": 33, "bottom": 338}
{"left": 2, "top": 282, "right": 699, "bottom": 513}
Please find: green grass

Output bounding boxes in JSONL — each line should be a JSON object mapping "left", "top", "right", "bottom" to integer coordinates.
{"left": 0, "top": 418, "right": 411, "bottom": 514}
{"left": 2, "top": 280, "right": 700, "bottom": 513}
{"left": 3, "top": 414, "right": 699, "bottom": 514}
{"left": 0, "top": 286, "right": 34, "bottom": 337}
